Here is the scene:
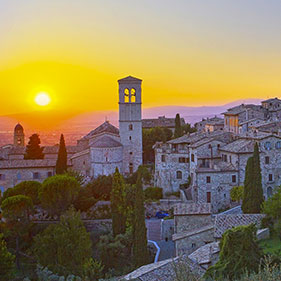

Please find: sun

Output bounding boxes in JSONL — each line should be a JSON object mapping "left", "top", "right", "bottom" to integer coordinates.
{"left": 35, "top": 92, "right": 51, "bottom": 107}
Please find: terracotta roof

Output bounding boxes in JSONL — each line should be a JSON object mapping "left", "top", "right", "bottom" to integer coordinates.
{"left": 188, "top": 242, "right": 220, "bottom": 265}
{"left": 81, "top": 121, "right": 119, "bottom": 141}
{"left": 118, "top": 75, "right": 142, "bottom": 83}
{"left": 90, "top": 135, "right": 122, "bottom": 148}
{"left": 174, "top": 203, "right": 211, "bottom": 216}
{"left": 214, "top": 214, "right": 265, "bottom": 238}
{"left": 173, "top": 224, "right": 214, "bottom": 241}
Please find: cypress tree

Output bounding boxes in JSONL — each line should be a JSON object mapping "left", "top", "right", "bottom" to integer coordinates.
{"left": 24, "top": 134, "right": 44, "bottom": 159}
{"left": 111, "top": 168, "right": 127, "bottom": 237}
{"left": 242, "top": 142, "right": 264, "bottom": 213}
{"left": 133, "top": 169, "right": 149, "bottom": 267}
{"left": 56, "top": 134, "right": 67, "bottom": 174}
{"left": 174, "top": 113, "right": 183, "bottom": 138}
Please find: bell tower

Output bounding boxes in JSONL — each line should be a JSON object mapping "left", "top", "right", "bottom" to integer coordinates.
{"left": 118, "top": 76, "right": 143, "bottom": 174}
{"left": 14, "top": 123, "right": 25, "bottom": 147}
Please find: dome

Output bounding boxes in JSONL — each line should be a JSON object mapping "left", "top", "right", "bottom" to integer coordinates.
{"left": 14, "top": 123, "right": 24, "bottom": 132}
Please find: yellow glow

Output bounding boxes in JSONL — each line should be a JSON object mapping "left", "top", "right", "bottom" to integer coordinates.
{"left": 35, "top": 92, "right": 51, "bottom": 107}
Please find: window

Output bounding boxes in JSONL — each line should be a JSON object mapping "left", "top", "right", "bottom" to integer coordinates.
{"left": 191, "top": 154, "right": 195, "bottom": 162}
{"left": 176, "top": 171, "right": 182, "bottom": 179}
{"left": 129, "top": 152, "right": 133, "bottom": 155}
{"left": 130, "top": 88, "right": 136, "bottom": 103}
{"left": 265, "top": 156, "right": 270, "bottom": 164}
{"left": 129, "top": 136, "right": 132, "bottom": 141}
{"left": 47, "top": 171, "right": 53, "bottom": 177}
{"left": 276, "top": 141, "right": 281, "bottom": 149}
{"left": 267, "top": 186, "right": 273, "bottom": 198}
{"left": 191, "top": 243, "right": 196, "bottom": 249}
{"left": 33, "top": 172, "right": 40, "bottom": 179}
{"left": 264, "top": 141, "right": 271, "bottom": 151}
{"left": 17, "top": 173, "right": 21, "bottom": 180}
{"left": 229, "top": 155, "right": 232, "bottom": 163}
{"left": 217, "top": 144, "right": 220, "bottom": 149}
{"left": 206, "top": 176, "right": 211, "bottom": 184}
{"left": 207, "top": 192, "right": 211, "bottom": 203}
{"left": 269, "top": 174, "right": 273, "bottom": 182}
{"left": 0, "top": 174, "right": 5, "bottom": 181}
{"left": 129, "top": 163, "right": 133, "bottom": 174}
{"left": 161, "top": 155, "right": 166, "bottom": 162}
{"left": 129, "top": 124, "right": 133, "bottom": 131}
{"left": 179, "top": 157, "right": 189, "bottom": 163}
{"left": 124, "top": 88, "right": 129, "bottom": 103}
{"left": 232, "top": 175, "right": 236, "bottom": 183}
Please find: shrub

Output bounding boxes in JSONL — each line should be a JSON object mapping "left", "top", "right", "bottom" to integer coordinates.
{"left": 165, "top": 191, "right": 180, "bottom": 198}
{"left": 144, "top": 187, "right": 163, "bottom": 201}
{"left": 0, "top": 233, "right": 15, "bottom": 280}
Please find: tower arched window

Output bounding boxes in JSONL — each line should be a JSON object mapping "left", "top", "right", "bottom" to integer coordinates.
{"left": 130, "top": 88, "right": 136, "bottom": 103}
{"left": 124, "top": 88, "right": 130, "bottom": 103}
{"left": 129, "top": 163, "right": 134, "bottom": 174}
{"left": 176, "top": 171, "right": 182, "bottom": 179}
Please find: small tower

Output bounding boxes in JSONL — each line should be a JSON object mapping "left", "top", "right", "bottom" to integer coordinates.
{"left": 118, "top": 76, "right": 143, "bottom": 174}
{"left": 14, "top": 123, "right": 25, "bottom": 147}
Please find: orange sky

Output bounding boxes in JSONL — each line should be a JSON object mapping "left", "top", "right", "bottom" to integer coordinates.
{"left": 1, "top": 1, "right": 281, "bottom": 117}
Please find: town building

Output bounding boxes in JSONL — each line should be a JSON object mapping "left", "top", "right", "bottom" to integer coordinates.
{"left": 142, "top": 116, "right": 185, "bottom": 132}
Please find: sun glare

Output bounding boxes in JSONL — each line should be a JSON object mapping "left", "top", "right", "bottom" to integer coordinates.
{"left": 35, "top": 92, "right": 51, "bottom": 107}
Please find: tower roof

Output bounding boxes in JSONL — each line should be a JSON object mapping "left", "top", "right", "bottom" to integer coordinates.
{"left": 14, "top": 123, "right": 24, "bottom": 132}
{"left": 118, "top": 76, "right": 142, "bottom": 84}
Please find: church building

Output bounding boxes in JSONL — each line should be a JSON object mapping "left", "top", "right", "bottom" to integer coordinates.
{"left": 71, "top": 76, "right": 143, "bottom": 178}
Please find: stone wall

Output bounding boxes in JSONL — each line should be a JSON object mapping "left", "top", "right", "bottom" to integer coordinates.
{"left": 161, "top": 219, "right": 174, "bottom": 241}
{"left": 145, "top": 199, "right": 182, "bottom": 217}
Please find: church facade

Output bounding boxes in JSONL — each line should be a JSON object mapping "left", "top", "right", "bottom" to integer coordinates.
{"left": 71, "top": 76, "right": 143, "bottom": 178}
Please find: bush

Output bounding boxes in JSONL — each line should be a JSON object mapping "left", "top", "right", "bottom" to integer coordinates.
{"left": 144, "top": 187, "right": 163, "bottom": 201}
{"left": 165, "top": 191, "right": 180, "bottom": 198}
{"left": 0, "top": 233, "right": 15, "bottom": 280}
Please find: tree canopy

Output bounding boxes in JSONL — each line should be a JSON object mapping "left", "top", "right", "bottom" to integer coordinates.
{"left": 0, "top": 233, "right": 15, "bottom": 280}
{"left": 32, "top": 208, "right": 92, "bottom": 276}
{"left": 39, "top": 175, "right": 80, "bottom": 216}
{"left": 56, "top": 134, "right": 67, "bottom": 175}
{"left": 174, "top": 113, "right": 183, "bottom": 138}
{"left": 242, "top": 143, "right": 264, "bottom": 213}
{"left": 24, "top": 134, "right": 44, "bottom": 159}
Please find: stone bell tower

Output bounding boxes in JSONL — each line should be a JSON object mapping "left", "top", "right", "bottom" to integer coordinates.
{"left": 14, "top": 123, "right": 25, "bottom": 147}
{"left": 118, "top": 76, "right": 143, "bottom": 174}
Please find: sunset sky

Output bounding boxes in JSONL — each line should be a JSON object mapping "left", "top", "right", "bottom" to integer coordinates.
{"left": 1, "top": 0, "right": 281, "bottom": 116}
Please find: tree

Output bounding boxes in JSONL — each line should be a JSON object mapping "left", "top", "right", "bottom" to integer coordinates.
{"left": 39, "top": 175, "right": 80, "bottom": 216}
{"left": 56, "top": 134, "right": 67, "bottom": 174}
{"left": 0, "top": 233, "right": 15, "bottom": 280}
{"left": 2, "top": 181, "right": 41, "bottom": 205}
{"left": 242, "top": 143, "right": 264, "bottom": 213}
{"left": 32, "top": 208, "right": 92, "bottom": 276}
{"left": 230, "top": 186, "right": 244, "bottom": 204}
{"left": 174, "top": 113, "right": 183, "bottom": 138}
{"left": 204, "top": 224, "right": 262, "bottom": 280}
{"left": 24, "top": 134, "right": 44, "bottom": 159}
{"left": 132, "top": 169, "right": 149, "bottom": 267}
{"left": 111, "top": 168, "right": 127, "bottom": 237}
{"left": 1, "top": 195, "right": 33, "bottom": 270}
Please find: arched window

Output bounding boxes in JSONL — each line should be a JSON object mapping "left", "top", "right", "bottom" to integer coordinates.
{"left": 276, "top": 141, "right": 281, "bottom": 149}
{"left": 124, "top": 88, "right": 130, "bottom": 103}
{"left": 130, "top": 88, "right": 136, "bottom": 103}
{"left": 264, "top": 141, "right": 271, "bottom": 150}
{"left": 267, "top": 186, "right": 273, "bottom": 198}
{"left": 17, "top": 172, "right": 21, "bottom": 180}
{"left": 176, "top": 171, "right": 182, "bottom": 179}
{"left": 129, "top": 124, "right": 133, "bottom": 131}
{"left": 129, "top": 163, "right": 134, "bottom": 174}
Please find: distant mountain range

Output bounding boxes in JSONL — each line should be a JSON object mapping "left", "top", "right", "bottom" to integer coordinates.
{"left": 0, "top": 98, "right": 262, "bottom": 145}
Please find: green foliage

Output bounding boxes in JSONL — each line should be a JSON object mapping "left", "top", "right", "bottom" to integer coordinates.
{"left": 82, "top": 258, "right": 104, "bottom": 281}
{"left": 174, "top": 113, "right": 183, "bottom": 138}
{"left": 165, "top": 191, "right": 180, "bottom": 198}
{"left": 172, "top": 259, "right": 201, "bottom": 281}
{"left": 125, "top": 165, "right": 152, "bottom": 185}
{"left": 142, "top": 127, "right": 173, "bottom": 163}
{"left": 144, "top": 187, "right": 163, "bottom": 201}
{"left": 1, "top": 195, "right": 33, "bottom": 224}
{"left": 88, "top": 174, "right": 113, "bottom": 200}
{"left": 111, "top": 168, "right": 127, "bottom": 237}
{"left": 204, "top": 224, "right": 262, "bottom": 280}
{"left": 180, "top": 175, "right": 192, "bottom": 189}
{"left": 32, "top": 208, "right": 92, "bottom": 276}
{"left": 97, "top": 231, "right": 133, "bottom": 274}
{"left": 24, "top": 133, "right": 44, "bottom": 159}
{"left": 2, "top": 181, "right": 41, "bottom": 205}
{"left": 0, "top": 233, "right": 15, "bottom": 280}
{"left": 56, "top": 134, "right": 68, "bottom": 175}
{"left": 65, "top": 169, "right": 86, "bottom": 185}
{"left": 242, "top": 143, "right": 264, "bottom": 213}
{"left": 74, "top": 186, "right": 97, "bottom": 213}
{"left": 262, "top": 186, "right": 281, "bottom": 220}
{"left": 39, "top": 175, "right": 80, "bottom": 216}
{"left": 132, "top": 173, "right": 149, "bottom": 267}
{"left": 230, "top": 186, "right": 244, "bottom": 203}
{"left": 182, "top": 123, "right": 197, "bottom": 135}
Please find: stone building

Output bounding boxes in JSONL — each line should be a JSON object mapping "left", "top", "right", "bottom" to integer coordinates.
{"left": 142, "top": 116, "right": 185, "bottom": 132}
{"left": 71, "top": 76, "right": 143, "bottom": 178}
{"left": 194, "top": 116, "right": 223, "bottom": 132}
